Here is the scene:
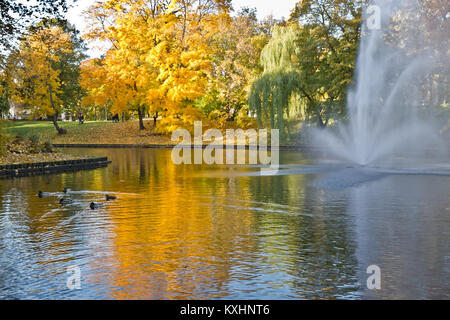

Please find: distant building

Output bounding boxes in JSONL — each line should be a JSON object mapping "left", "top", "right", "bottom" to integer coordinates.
{"left": 6, "top": 101, "right": 72, "bottom": 121}
{"left": 7, "top": 102, "right": 32, "bottom": 120}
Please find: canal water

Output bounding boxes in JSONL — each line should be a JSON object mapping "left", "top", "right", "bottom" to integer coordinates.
{"left": 0, "top": 148, "right": 448, "bottom": 299}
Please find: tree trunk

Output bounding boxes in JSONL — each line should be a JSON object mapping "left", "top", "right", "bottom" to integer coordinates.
{"left": 317, "top": 111, "right": 328, "bottom": 128}
{"left": 49, "top": 83, "right": 66, "bottom": 135}
{"left": 52, "top": 111, "right": 66, "bottom": 134}
{"left": 138, "top": 107, "right": 145, "bottom": 130}
{"left": 153, "top": 111, "right": 158, "bottom": 127}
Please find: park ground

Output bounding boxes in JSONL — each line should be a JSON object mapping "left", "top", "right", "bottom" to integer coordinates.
{"left": 3, "top": 120, "right": 173, "bottom": 145}
{"left": 4, "top": 119, "right": 449, "bottom": 147}
{"left": 1, "top": 120, "right": 174, "bottom": 165}
{"left": 3, "top": 119, "right": 296, "bottom": 146}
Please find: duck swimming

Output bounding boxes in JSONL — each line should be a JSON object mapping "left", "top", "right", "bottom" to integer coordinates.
{"left": 59, "top": 198, "right": 73, "bottom": 205}
{"left": 90, "top": 202, "right": 103, "bottom": 210}
{"left": 38, "top": 191, "right": 51, "bottom": 198}
{"left": 106, "top": 195, "right": 117, "bottom": 201}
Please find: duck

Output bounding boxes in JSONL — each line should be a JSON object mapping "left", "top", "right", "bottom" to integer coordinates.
{"left": 90, "top": 202, "right": 103, "bottom": 210}
{"left": 38, "top": 191, "right": 51, "bottom": 198}
{"left": 106, "top": 195, "right": 117, "bottom": 201}
{"left": 59, "top": 198, "right": 73, "bottom": 205}
{"left": 63, "top": 188, "right": 71, "bottom": 194}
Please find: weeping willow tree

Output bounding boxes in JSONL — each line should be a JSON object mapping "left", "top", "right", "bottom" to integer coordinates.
{"left": 249, "top": 71, "right": 301, "bottom": 139}
{"left": 249, "top": 1, "right": 361, "bottom": 140}
{"left": 249, "top": 25, "right": 304, "bottom": 140}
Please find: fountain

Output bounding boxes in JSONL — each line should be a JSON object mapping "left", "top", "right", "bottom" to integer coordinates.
{"left": 205, "top": 0, "right": 449, "bottom": 188}
{"left": 312, "top": 0, "right": 448, "bottom": 167}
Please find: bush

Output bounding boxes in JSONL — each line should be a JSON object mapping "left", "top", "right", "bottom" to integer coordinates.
{"left": 236, "top": 107, "right": 257, "bottom": 130}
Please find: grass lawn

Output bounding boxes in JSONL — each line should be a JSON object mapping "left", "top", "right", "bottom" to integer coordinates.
{"left": 3, "top": 120, "right": 172, "bottom": 145}
{"left": 4, "top": 121, "right": 110, "bottom": 138}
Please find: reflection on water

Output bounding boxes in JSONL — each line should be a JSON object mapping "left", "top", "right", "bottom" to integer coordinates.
{"left": 0, "top": 148, "right": 448, "bottom": 299}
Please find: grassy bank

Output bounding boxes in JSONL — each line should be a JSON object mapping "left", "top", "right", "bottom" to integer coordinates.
{"left": 4, "top": 120, "right": 172, "bottom": 145}
{"left": 4, "top": 119, "right": 310, "bottom": 147}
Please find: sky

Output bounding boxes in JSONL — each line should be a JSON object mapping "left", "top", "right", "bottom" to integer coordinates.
{"left": 66, "top": 0, "right": 296, "bottom": 58}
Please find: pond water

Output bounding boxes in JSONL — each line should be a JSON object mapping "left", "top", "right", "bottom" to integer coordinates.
{"left": 0, "top": 148, "right": 449, "bottom": 299}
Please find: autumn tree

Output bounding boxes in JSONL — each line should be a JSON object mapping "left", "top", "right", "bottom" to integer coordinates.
{"left": 198, "top": 7, "right": 269, "bottom": 120}
{"left": 9, "top": 27, "right": 73, "bottom": 134}
{"left": 80, "top": 57, "right": 112, "bottom": 119}
{"left": 31, "top": 18, "right": 88, "bottom": 120}
{"left": 83, "top": 0, "right": 232, "bottom": 131}
{"left": 83, "top": 0, "right": 172, "bottom": 130}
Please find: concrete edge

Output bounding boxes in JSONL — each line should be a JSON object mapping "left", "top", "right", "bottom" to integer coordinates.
{"left": 0, "top": 157, "right": 111, "bottom": 179}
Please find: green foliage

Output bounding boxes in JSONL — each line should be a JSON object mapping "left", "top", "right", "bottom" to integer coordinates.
{"left": 249, "top": 70, "right": 300, "bottom": 138}
{"left": 195, "top": 88, "right": 226, "bottom": 116}
{"left": 249, "top": 26, "right": 305, "bottom": 141}
{"left": 205, "top": 8, "right": 271, "bottom": 120}
{"left": 260, "top": 25, "right": 299, "bottom": 73}
{"left": 249, "top": 1, "right": 362, "bottom": 139}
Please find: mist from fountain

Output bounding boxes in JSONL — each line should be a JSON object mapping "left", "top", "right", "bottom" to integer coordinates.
{"left": 312, "top": 0, "right": 448, "bottom": 167}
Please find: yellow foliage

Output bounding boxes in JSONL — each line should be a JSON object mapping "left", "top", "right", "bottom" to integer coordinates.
{"left": 8, "top": 27, "right": 72, "bottom": 117}
{"left": 82, "top": 0, "right": 230, "bottom": 125}
{"left": 236, "top": 107, "right": 258, "bottom": 130}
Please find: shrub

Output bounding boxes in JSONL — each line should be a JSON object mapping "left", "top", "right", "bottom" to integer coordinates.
{"left": 236, "top": 107, "right": 257, "bottom": 130}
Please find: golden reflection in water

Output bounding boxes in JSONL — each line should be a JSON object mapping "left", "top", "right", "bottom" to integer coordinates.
{"left": 85, "top": 149, "right": 265, "bottom": 299}
{"left": 0, "top": 148, "right": 363, "bottom": 299}
{"left": 3, "top": 148, "right": 448, "bottom": 299}
{"left": 2, "top": 148, "right": 359, "bottom": 299}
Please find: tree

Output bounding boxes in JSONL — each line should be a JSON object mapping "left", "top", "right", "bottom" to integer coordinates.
{"left": 0, "top": 0, "right": 73, "bottom": 51}
{"left": 201, "top": 7, "right": 269, "bottom": 120}
{"left": 0, "top": 71, "right": 9, "bottom": 118}
{"left": 80, "top": 58, "right": 111, "bottom": 119}
{"left": 0, "top": 90, "right": 9, "bottom": 118}
{"left": 31, "top": 18, "right": 88, "bottom": 120}
{"left": 249, "top": 0, "right": 363, "bottom": 138}
{"left": 83, "top": 0, "right": 232, "bottom": 131}
{"left": 9, "top": 27, "right": 73, "bottom": 134}
{"left": 1, "top": 1, "right": 75, "bottom": 119}
{"left": 385, "top": 0, "right": 449, "bottom": 110}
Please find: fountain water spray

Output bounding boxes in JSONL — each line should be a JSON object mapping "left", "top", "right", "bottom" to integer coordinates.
{"left": 313, "top": 0, "right": 448, "bottom": 166}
